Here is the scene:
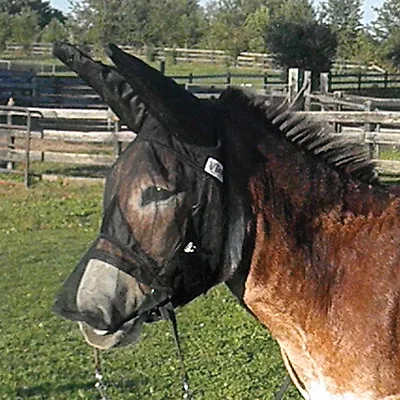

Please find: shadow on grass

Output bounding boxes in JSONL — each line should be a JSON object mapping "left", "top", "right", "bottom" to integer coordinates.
{"left": 41, "top": 165, "right": 111, "bottom": 178}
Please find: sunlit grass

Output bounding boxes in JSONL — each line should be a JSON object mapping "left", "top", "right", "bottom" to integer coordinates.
{"left": 0, "top": 180, "right": 300, "bottom": 399}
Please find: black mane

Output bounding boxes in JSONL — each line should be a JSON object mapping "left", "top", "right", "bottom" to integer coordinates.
{"left": 219, "top": 88, "right": 379, "bottom": 185}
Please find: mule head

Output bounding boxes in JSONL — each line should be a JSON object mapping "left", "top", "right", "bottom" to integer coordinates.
{"left": 53, "top": 44, "right": 226, "bottom": 349}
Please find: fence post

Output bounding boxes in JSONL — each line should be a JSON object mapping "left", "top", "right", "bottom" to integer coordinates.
{"left": 357, "top": 71, "right": 362, "bottom": 93}
{"left": 108, "top": 108, "right": 122, "bottom": 158}
{"left": 159, "top": 60, "right": 165, "bottom": 74}
{"left": 288, "top": 68, "right": 300, "bottom": 103}
{"left": 364, "top": 100, "right": 379, "bottom": 160}
{"left": 6, "top": 101, "right": 15, "bottom": 170}
{"left": 334, "top": 91, "right": 343, "bottom": 133}
{"left": 24, "top": 111, "right": 32, "bottom": 188}
{"left": 263, "top": 72, "right": 268, "bottom": 89}
{"left": 226, "top": 72, "right": 231, "bottom": 85}
{"left": 303, "top": 70, "right": 312, "bottom": 111}
{"left": 320, "top": 73, "right": 329, "bottom": 94}
{"left": 32, "top": 76, "right": 38, "bottom": 106}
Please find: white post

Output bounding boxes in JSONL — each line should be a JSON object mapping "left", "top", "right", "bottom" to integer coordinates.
{"left": 320, "top": 73, "right": 330, "bottom": 94}
{"left": 303, "top": 70, "right": 312, "bottom": 111}
{"left": 288, "top": 68, "right": 300, "bottom": 103}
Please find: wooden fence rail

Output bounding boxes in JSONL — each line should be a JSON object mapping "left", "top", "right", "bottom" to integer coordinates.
{"left": 1, "top": 43, "right": 383, "bottom": 72}
{"left": 328, "top": 72, "right": 400, "bottom": 92}
{"left": 0, "top": 71, "right": 288, "bottom": 107}
{"left": 1, "top": 105, "right": 400, "bottom": 187}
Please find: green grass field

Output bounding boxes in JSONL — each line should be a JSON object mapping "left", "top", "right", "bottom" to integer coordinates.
{"left": 0, "top": 180, "right": 301, "bottom": 400}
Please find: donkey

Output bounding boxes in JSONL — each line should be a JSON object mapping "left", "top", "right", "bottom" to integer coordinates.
{"left": 53, "top": 43, "right": 400, "bottom": 399}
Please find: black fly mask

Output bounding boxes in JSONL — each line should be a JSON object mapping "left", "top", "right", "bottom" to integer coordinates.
{"left": 52, "top": 43, "right": 227, "bottom": 349}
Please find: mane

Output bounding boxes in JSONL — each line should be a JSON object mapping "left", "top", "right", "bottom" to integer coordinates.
{"left": 219, "top": 87, "right": 379, "bottom": 185}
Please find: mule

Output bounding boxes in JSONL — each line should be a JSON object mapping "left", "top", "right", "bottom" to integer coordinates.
{"left": 53, "top": 43, "right": 400, "bottom": 399}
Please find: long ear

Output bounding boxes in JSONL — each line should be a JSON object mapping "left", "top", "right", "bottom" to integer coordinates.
{"left": 53, "top": 42, "right": 149, "bottom": 134}
{"left": 106, "top": 43, "right": 217, "bottom": 147}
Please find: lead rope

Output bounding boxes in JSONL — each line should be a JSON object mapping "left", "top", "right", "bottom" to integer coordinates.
{"left": 160, "top": 302, "right": 194, "bottom": 400}
{"left": 94, "top": 348, "right": 110, "bottom": 400}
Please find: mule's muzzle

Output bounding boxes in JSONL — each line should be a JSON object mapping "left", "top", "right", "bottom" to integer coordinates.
{"left": 79, "top": 313, "right": 148, "bottom": 349}
{"left": 53, "top": 234, "right": 172, "bottom": 348}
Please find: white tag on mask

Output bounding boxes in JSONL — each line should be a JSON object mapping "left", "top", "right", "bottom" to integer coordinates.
{"left": 204, "top": 157, "right": 223, "bottom": 183}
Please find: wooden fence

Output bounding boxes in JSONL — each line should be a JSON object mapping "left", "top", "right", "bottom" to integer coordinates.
{"left": 327, "top": 71, "right": 400, "bottom": 92}
{"left": 0, "top": 106, "right": 135, "bottom": 186}
{"left": 1, "top": 103, "right": 399, "bottom": 187}
{"left": 2, "top": 44, "right": 276, "bottom": 69}
{"left": 2, "top": 43, "right": 384, "bottom": 72}
{"left": 0, "top": 70, "right": 288, "bottom": 107}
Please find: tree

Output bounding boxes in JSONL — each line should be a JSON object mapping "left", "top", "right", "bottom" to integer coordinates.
{"left": 371, "top": 0, "right": 400, "bottom": 69}
{"left": 40, "top": 17, "right": 69, "bottom": 43}
{"left": 273, "top": 0, "right": 315, "bottom": 23}
{"left": 318, "top": 0, "right": 363, "bottom": 59}
{"left": 202, "top": 0, "right": 252, "bottom": 58}
{"left": 266, "top": 19, "right": 337, "bottom": 73}
{"left": 0, "top": 12, "right": 11, "bottom": 51}
{"left": 0, "top": 0, "right": 65, "bottom": 28}
{"left": 144, "top": 0, "right": 205, "bottom": 47}
{"left": 384, "top": 33, "right": 400, "bottom": 69}
{"left": 11, "top": 7, "right": 40, "bottom": 52}
{"left": 372, "top": 0, "right": 400, "bottom": 41}
{"left": 68, "top": 0, "right": 134, "bottom": 46}
{"left": 68, "top": 0, "right": 205, "bottom": 48}
{"left": 244, "top": 5, "right": 270, "bottom": 52}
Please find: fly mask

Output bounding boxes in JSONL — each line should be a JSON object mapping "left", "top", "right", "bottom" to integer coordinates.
{"left": 53, "top": 114, "right": 226, "bottom": 348}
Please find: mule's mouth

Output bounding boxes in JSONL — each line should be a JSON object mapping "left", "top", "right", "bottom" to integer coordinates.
{"left": 79, "top": 312, "right": 149, "bottom": 349}
{"left": 78, "top": 307, "right": 166, "bottom": 349}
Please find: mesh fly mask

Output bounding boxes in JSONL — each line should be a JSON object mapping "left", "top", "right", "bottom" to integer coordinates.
{"left": 53, "top": 124, "right": 226, "bottom": 336}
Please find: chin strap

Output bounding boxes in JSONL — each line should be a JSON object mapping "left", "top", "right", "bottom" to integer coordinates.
{"left": 160, "top": 301, "right": 193, "bottom": 399}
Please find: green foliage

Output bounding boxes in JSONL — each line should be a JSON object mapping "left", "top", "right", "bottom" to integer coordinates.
{"left": 0, "top": 0, "right": 65, "bottom": 28}
{"left": 372, "top": 0, "right": 400, "bottom": 41}
{"left": 266, "top": 19, "right": 337, "bottom": 73}
{"left": 68, "top": 0, "right": 126, "bottom": 45}
{"left": 318, "top": 0, "right": 363, "bottom": 59}
{"left": 40, "top": 17, "right": 69, "bottom": 43}
{"left": 383, "top": 30, "right": 400, "bottom": 70}
{"left": 10, "top": 7, "right": 40, "bottom": 53}
{"left": 68, "top": 0, "right": 205, "bottom": 48}
{"left": 372, "top": 0, "right": 400, "bottom": 70}
{"left": 273, "top": 0, "right": 315, "bottom": 22}
{"left": 0, "top": 180, "right": 301, "bottom": 399}
{"left": 202, "top": 0, "right": 264, "bottom": 60}
{"left": 203, "top": 17, "right": 247, "bottom": 60}
{"left": 351, "top": 31, "right": 380, "bottom": 66}
{"left": 244, "top": 6, "right": 270, "bottom": 52}
{"left": 0, "top": 12, "right": 11, "bottom": 51}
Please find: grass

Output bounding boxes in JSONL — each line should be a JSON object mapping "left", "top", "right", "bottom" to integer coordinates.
{"left": 0, "top": 180, "right": 301, "bottom": 400}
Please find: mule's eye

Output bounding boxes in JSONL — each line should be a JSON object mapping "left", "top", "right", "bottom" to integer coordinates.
{"left": 141, "top": 186, "right": 176, "bottom": 206}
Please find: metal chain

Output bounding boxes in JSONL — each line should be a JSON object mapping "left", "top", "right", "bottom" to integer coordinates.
{"left": 94, "top": 348, "right": 110, "bottom": 400}
{"left": 274, "top": 376, "right": 291, "bottom": 400}
{"left": 90, "top": 307, "right": 289, "bottom": 400}
{"left": 160, "top": 302, "right": 194, "bottom": 400}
